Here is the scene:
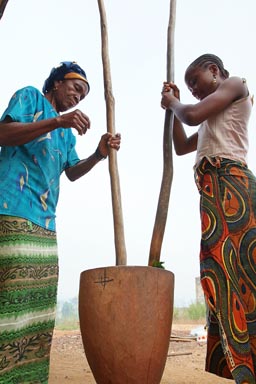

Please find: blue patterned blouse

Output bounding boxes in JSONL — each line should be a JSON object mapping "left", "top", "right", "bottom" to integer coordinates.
{"left": 0, "top": 86, "right": 80, "bottom": 231}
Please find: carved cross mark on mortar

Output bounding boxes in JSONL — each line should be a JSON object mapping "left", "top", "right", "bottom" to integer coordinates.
{"left": 94, "top": 268, "right": 114, "bottom": 288}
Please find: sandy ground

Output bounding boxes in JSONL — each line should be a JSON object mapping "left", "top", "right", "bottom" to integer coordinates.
{"left": 48, "top": 322, "right": 234, "bottom": 384}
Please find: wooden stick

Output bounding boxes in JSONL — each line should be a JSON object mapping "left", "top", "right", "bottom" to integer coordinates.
{"left": 148, "top": 0, "right": 176, "bottom": 265}
{"left": 97, "top": 0, "right": 127, "bottom": 265}
{"left": 168, "top": 352, "right": 192, "bottom": 357}
{"left": 0, "top": 0, "right": 9, "bottom": 20}
{"left": 170, "top": 337, "right": 195, "bottom": 342}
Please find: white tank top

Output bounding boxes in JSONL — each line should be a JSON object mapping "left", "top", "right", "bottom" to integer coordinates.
{"left": 195, "top": 93, "right": 253, "bottom": 167}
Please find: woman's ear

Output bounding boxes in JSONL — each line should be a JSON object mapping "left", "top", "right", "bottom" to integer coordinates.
{"left": 53, "top": 80, "right": 63, "bottom": 91}
{"left": 209, "top": 63, "right": 218, "bottom": 76}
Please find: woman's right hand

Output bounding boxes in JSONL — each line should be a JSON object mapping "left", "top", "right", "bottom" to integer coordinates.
{"left": 57, "top": 109, "right": 91, "bottom": 135}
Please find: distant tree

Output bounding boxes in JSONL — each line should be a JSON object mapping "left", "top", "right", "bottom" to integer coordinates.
{"left": 61, "top": 301, "right": 76, "bottom": 318}
{"left": 70, "top": 296, "right": 78, "bottom": 307}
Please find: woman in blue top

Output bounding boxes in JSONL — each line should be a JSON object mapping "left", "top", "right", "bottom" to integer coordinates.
{"left": 0, "top": 61, "right": 121, "bottom": 384}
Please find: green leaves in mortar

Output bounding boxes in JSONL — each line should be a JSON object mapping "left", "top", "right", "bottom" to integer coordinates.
{"left": 152, "top": 261, "right": 165, "bottom": 269}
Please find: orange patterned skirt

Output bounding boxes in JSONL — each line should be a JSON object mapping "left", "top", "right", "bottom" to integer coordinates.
{"left": 195, "top": 157, "right": 256, "bottom": 384}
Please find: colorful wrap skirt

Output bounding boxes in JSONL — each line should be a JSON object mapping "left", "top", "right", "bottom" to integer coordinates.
{"left": 195, "top": 157, "right": 256, "bottom": 384}
{"left": 0, "top": 215, "right": 58, "bottom": 384}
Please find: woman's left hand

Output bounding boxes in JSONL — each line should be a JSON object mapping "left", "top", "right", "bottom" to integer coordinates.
{"left": 97, "top": 133, "right": 121, "bottom": 158}
{"left": 161, "top": 82, "right": 180, "bottom": 110}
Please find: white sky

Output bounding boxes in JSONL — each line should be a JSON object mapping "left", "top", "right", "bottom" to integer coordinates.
{"left": 0, "top": 0, "right": 256, "bottom": 306}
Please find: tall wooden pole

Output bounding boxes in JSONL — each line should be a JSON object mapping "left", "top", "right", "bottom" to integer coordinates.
{"left": 0, "top": 0, "right": 9, "bottom": 20}
{"left": 97, "top": 0, "right": 127, "bottom": 266}
{"left": 148, "top": 0, "right": 176, "bottom": 266}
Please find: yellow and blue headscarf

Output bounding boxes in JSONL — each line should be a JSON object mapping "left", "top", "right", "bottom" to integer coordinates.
{"left": 42, "top": 61, "right": 90, "bottom": 94}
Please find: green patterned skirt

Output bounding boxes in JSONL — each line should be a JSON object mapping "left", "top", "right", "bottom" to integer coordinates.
{"left": 0, "top": 215, "right": 58, "bottom": 384}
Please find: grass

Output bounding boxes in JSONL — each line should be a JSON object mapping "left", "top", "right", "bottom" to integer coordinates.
{"left": 55, "top": 319, "right": 79, "bottom": 331}
{"left": 173, "top": 302, "right": 207, "bottom": 322}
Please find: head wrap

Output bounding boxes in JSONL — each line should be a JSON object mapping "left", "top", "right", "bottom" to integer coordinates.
{"left": 42, "top": 61, "right": 90, "bottom": 94}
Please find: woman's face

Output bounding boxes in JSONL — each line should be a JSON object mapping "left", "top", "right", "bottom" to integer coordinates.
{"left": 185, "top": 66, "right": 216, "bottom": 101}
{"left": 53, "top": 79, "right": 89, "bottom": 112}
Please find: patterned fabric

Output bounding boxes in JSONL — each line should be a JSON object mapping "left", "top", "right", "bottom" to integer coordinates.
{"left": 195, "top": 157, "right": 256, "bottom": 384}
{"left": 0, "top": 215, "right": 58, "bottom": 384}
{"left": 0, "top": 86, "right": 80, "bottom": 231}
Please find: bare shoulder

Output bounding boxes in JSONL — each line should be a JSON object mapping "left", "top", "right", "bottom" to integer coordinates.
{"left": 222, "top": 76, "right": 245, "bottom": 86}
{"left": 220, "top": 76, "right": 248, "bottom": 99}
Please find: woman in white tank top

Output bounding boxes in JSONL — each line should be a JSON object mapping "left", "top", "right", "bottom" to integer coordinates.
{"left": 161, "top": 54, "right": 255, "bottom": 384}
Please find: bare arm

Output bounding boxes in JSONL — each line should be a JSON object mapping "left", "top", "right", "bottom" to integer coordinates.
{"left": 0, "top": 109, "right": 91, "bottom": 146}
{"left": 173, "top": 116, "right": 197, "bottom": 155}
{"left": 65, "top": 153, "right": 102, "bottom": 181}
{"left": 161, "top": 82, "right": 197, "bottom": 155}
{"left": 65, "top": 132, "right": 121, "bottom": 181}
{"left": 161, "top": 77, "right": 247, "bottom": 126}
{"left": 0, "top": 115, "right": 60, "bottom": 145}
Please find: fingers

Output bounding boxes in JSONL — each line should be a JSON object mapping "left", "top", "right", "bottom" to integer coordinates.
{"left": 162, "top": 82, "right": 172, "bottom": 93}
{"left": 162, "top": 81, "right": 175, "bottom": 92}
{"left": 161, "top": 82, "right": 180, "bottom": 109}
{"left": 108, "top": 133, "right": 121, "bottom": 150}
{"left": 61, "top": 109, "right": 91, "bottom": 135}
{"left": 109, "top": 141, "right": 120, "bottom": 150}
{"left": 102, "top": 133, "right": 121, "bottom": 150}
{"left": 96, "top": 132, "right": 121, "bottom": 158}
{"left": 78, "top": 112, "right": 91, "bottom": 135}
{"left": 162, "top": 81, "right": 179, "bottom": 93}
{"left": 102, "top": 132, "right": 121, "bottom": 142}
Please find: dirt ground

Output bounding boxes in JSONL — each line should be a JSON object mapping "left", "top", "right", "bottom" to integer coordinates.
{"left": 48, "top": 322, "right": 234, "bottom": 384}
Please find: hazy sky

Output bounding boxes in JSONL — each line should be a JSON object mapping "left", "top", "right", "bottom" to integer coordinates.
{"left": 1, "top": 0, "right": 256, "bottom": 306}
